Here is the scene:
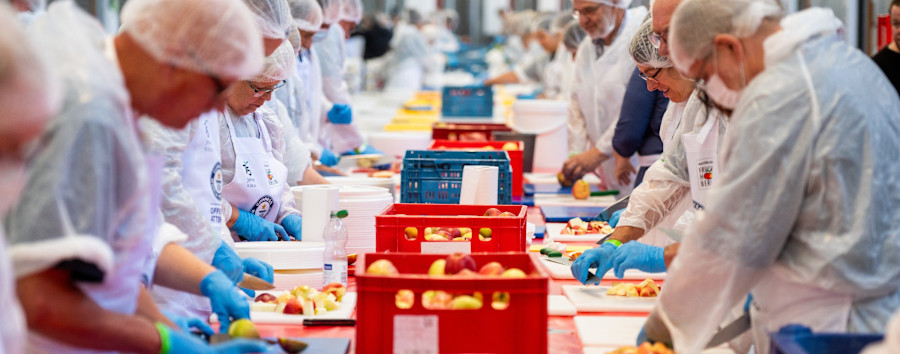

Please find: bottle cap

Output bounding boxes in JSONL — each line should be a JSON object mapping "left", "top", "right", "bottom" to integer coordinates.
{"left": 333, "top": 210, "right": 349, "bottom": 219}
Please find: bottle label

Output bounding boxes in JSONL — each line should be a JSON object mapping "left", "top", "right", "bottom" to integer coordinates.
{"left": 323, "top": 261, "right": 348, "bottom": 286}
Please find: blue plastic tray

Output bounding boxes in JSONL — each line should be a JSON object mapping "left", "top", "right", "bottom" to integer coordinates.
{"left": 540, "top": 206, "right": 607, "bottom": 223}
{"left": 441, "top": 86, "right": 493, "bottom": 117}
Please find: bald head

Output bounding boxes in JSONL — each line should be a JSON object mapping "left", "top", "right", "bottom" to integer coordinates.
{"left": 652, "top": 0, "right": 681, "bottom": 56}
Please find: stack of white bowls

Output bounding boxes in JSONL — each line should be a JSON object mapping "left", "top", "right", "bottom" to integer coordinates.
{"left": 292, "top": 185, "right": 393, "bottom": 257}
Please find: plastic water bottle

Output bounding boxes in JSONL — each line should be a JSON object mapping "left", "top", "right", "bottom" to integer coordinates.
{"left": 323, "top": 209, "right": 349, "bottom": 286}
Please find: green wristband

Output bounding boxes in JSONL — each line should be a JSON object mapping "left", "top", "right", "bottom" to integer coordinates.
{"left": 603, "top": 239, "right": 623, "bottom": 248}
{"left": 155, "top": 322, "right": 171, "bottom": 354}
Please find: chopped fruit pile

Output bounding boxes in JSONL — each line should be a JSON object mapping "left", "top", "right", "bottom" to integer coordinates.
{"left": 606, "top": 279, "right": 661, "bottom": 298}
{"left": 251, "top": 283, "right": 347, "bottom": 316}
{"left": 607, "top": 342, "right": 673, "bottom": 354}
{"left": 562, "top": 217, "right": 614, "bottom": 235}
{"left": 568, "top": 251, "right": 583, "bottom": 261}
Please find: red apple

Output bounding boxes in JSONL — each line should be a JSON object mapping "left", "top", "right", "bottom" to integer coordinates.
{"left": 483, "top": 208, "right": 502, "bottom": 217}
{"left": 367, "top": 259, "right": 399, "bottom": 276}
{"left": 449, "top": 228, "right": 462, "bottom": 238}
{"left": 282, "top": 298, "right": 303, "bottom": 315}
{"left": 255, "top": 293, "right": 277, "bottom": 303}
{"left": 571, "top": 179, "right": 591, "bottom": 200}
{"left": 478, "top": 262, "right": 505, "bottom": 276}
{"left": 456, "top": 268, "right": 477, "bottom": 277}
{"left": 323, "top": 283, "right": 347, "bottom": 301}
{"left": 499, "top": 212, "right": 516, "bottom": 217}
{"left": 444, "top": 253, "right": 476, "bottom": 275}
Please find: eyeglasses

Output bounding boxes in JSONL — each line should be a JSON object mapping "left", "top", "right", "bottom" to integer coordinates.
{"left": 649, "top": 29, "right": 668, "bottom": 49}
{"left": 246, "top": 80, "right": 286, "bottom": 97}
{"left": 573, "top": 4, "right": 604, "bottom": 19}
{"left": 640, "top": 68, "right": 663, "bottom": 84}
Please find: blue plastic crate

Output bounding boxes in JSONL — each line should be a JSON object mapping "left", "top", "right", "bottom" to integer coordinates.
{"left": 770, "top": 325, "right": 883, "bottom": 354}
{"left": 401, "top": 150, "right": 512, "bottom": 204}
{"left": 442, "top": 86, "right": 493, "bottom": 117}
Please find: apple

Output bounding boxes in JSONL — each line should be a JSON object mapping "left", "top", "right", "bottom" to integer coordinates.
{"left": 557, "top": 172, "right": 573, "bottom": 187}
{"left": 478, "top": 262, "right": 505, "bottom": 276}
{"left": 450, "top": 295, "right": 483, "bottom": 310}
{"left": 499, "top": 211, "right": 516, "bottom": 217}
{"left": 479, "top": 228, "right": 492, "bottom": 240}
{"left": 501, "top": 142, "right": 519, "bottom": 151}
{"left": 424, "top": 227, "right": 434, "bottom": 235}
{"left": 444, "top": 253, "right": 477, "bottom": 275}
{"left": 291, "top": 285, "right": 316, "bottom": 300}
{"left": 278, "top": 338, "right": 309, "bottom": 353}
{"left": 436, "top": 230, "right": 452, "bottom": 240}
{"left": 250, "top": 302, "right": 277, "bottom": 312}
{"left": 348, "top": 253, "right": 357, "bottom": 265}
{"left": 395, "top": 289, "right": 414, "bottom": 309}
{"left": 303, "top": 299, "right": 315, "bottom": 316}
{"left": 422, "top": 290, "right": 453, "bottom": 310}
{"left": 255, "top": 293, "right": 277, "bottom": 303}
{"left": 323, "top": 283, "right": 347, "bottom": 301}
{"left": 459, "top": 227, "right": 472, "bottom": 235}
{"left": 456, "top": 268, "right": 477, "bottom": 276}
{"left": 282, "top": 298, "right": 303, "bottom": 315}
{"left": 448, "top": 228, "right": 462, "bottom": 238}
{"left": 483, "top": 208, "right": 502, "bottom": 217}
{"left": 491, "top": 291, "right": 511, "bottom": 310}
{"left": 228, "top": 319, "right": 260, "bottom": 339}
{"left": 462, "top": 232, "right": 472, "bottom": 240}
{"left": 404, "top": 227, "right": 418, "bottom": 240}
{"left": 324, "top": 297, "right": 340, "bottom": 311}
{"left": 451, "top": 237, "right": 467, "bottom": 242}
{"left": 571, "top": 179, "right": 591, "bottom": 200}
{"left": 482, "top": 146, "right": 495, "bottom": 150}
{"left": 428, "top": 259, "right": 446, "bottom": 276}
{"left": 366, "top": 259, "right": 399, "bottom": 276}
{"left": 501, "top": 268, "right": 527, "bottom": 278}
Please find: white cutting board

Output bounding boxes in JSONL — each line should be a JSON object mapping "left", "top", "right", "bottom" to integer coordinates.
{"left": 548, "top": 295, "right": 577, "bottom": 316}
{"left": 525, "top": 173, "right": 602, "bottom": 185}
{"left": 545, "top": 223, "right": 612, "bottom": 243}
{"left": 539, "top": 257, "right": 666, "bottom": 281}
{"left": 533, "top": 194, "right": 617, "bottom": 207}
{"left": 211, "top": 292, "right": 357, "bottom": 325}
{"left": 563, "top": 285, "right": 657, "bottom": 313}
{"left": 575, "top": 316, "right": 647, "bottom": 347}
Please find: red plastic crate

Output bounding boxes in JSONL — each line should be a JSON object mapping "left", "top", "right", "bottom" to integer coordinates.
{"left": 356, "top": 253, "right": 549, "bottom": 354}
{"left": 431, "top": 122, "right": 512, "bottom": 141}
{"left": 429, "top": 139, "right": 524, "bottom": 197}
{"left": 376, "top": 204, "right": 528, "bottom": 253}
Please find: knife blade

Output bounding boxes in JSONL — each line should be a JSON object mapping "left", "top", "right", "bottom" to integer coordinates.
{"left": 705, "top": 312, "right": 751, "bottom": 348}
{"left": 542, "top": 257, "right": 602, "bottom": 284}
{"left": 595, "top": 194, "right": 630, "bottom": 222}
{"left": 237, "top": 273, "right": 276, "bottom": 291}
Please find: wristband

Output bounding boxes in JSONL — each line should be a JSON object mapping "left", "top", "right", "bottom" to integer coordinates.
{"left": 155, "top": 322, "right": 171, "bottom": 354}
{"left": 603, "top": 239, "right": 623, "bottom": 248}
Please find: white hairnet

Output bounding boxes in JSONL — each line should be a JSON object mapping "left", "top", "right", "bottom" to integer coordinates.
{"left": 0, "top": 5, "right": 59, "bottom": 137}
{"left": 669, "top": 0, "right": 782, "bottom": 73}
{"left": 288, "top": 26, "right": 302, "bottom": 54}
{"left": 317, "top": 0, "right": 339, "bottom": 25}
{"left": 338, "top": 0, "right": 361, "bottom": 23}
{"left": 630, "top": 16, "right": 672, "bottom": 68}
{"left": 405, "top": 8, "right": 424, "bottom": 25}
{"left": 13, "top": 0, "right": 45, "bottom": 11}
{"left": 250, "top": 40, "right": 296, "bottom": 82}
{"left": 287, "top": 0, "right": 323, "bottom": 31}
{"left": 551, "top": 11, "right": 575, "bottom": 35}
{"left": 563, "top": 21, "right": 587, "bottom": 51}
{"left": 531, "top": 13, "right": 555, "bottom": 34}
{"left": 441, "top": 9, "right": 460, "bottom": 30}
{"left": 242, "top": 0, "right": 294, "bottom": 39}
{"left": 580, "top": 0, "right": 633, "bottom": 9}
{"left": 119, "top": 0, "right": 264, "bottom": 81}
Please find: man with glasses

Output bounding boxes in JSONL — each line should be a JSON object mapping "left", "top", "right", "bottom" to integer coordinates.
{"left": 873, "top": 0, "right": 900, "bottom": 96}
{"left": 562, "top": 0, "right": 648, "bottom": 198}
{"left": 5, "top": 0, "right": 269, "bottom": 352}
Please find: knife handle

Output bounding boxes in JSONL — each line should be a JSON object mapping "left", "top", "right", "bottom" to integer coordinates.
{"left": 303, "top": 319, "right": 356, "bottom": 327}
{"left": 590, "top": 190, "right": 620, "bottom": 197}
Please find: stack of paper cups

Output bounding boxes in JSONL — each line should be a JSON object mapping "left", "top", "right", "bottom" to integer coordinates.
{"left": 301, "top": 185, "right": 339, "bottom": 242}
{"left": 459, "top": 165, "right": 499, "bottom": 205}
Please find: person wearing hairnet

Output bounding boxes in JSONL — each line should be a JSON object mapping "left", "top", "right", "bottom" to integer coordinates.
{"left": 541, "top": 12, "right": 577, "bottom": 99}
{"left": 220, "top": 41, "right": 304, "bottom": 245}
{"left": 242, "top": 0, "right": 294, "bottom": 56}
{"left": 141, "top": 0, "right": 294, "bottom": 321}
{"left": 381, "top": 8, "right": 439, "bottom": 92}
{"left": 431, "top": 9, "right": 460, "bottom": 54}
{"left": 872, "top": 0, "right": 900, "bottom": 96}
{"left": 0, "top": 6, "right": 59, "bottom": 353}
{"left": 483, "top": 14, "right": 560, "bottom": 90}
{"left": 560, "top": 21, "right": 587, "bottom": 99}
{"left": 3, "top": 0, "right": 269, "bottom": 352}
{"left": 562, "top": 0, "right": 647, "bottom": 197}
{"left": 639, "top": 1, "right": 900, "bottom": 352}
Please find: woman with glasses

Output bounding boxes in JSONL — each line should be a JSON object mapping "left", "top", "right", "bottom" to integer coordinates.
{"left": 219, "top": 42, "right": 304, "bottom": 243}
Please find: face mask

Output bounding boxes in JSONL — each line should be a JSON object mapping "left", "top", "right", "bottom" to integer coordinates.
{"left": 0, "top": 158, "right": 26, "bottom": 215}
{"left": 705, "top": 73, "right": 743, "bottom": 110}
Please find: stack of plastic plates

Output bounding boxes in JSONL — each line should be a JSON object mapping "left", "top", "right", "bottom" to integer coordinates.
{"left": 233, "top": 242, "right": 326, "bottom": 291}
{"left": 293, "top": 185, "right": 393, "bottom": 256}
{"left": 325, "top": 176, "right": 396, "bottom": 201}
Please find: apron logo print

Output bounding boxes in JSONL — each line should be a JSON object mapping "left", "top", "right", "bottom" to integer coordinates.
{"left": 266, "top": 167, "right": 278, "bottom": 186}
{"left": 242, "top": 161, "right": 253, "bottom": 176}
{"left": 698, "top": 163, "right": 714, "bottom": 188}
{"left": 210, "top": 162, "right": 223, "bottom": 201}
{"left": 250, "top": 195, "right": 275, "bottom": 218}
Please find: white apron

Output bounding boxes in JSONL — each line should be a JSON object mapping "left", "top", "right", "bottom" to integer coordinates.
{"left": 682, "top": 117, "right": 719, "bottom": 210}
{"left": 0, "top": 228, "right": 25, "bottom": 354}
{"left": 222, "top": 110, "right": 288, "bottom": 232}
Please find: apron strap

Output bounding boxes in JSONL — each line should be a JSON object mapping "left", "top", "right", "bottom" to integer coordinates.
{"left": 223, "top": 108, "right": 240, "bottom": 141}
{"left": 253, "top": 112, "right": 274, "bottom": 154}
{"left": 696, "top": 115, "right": 718, "bottom": 145}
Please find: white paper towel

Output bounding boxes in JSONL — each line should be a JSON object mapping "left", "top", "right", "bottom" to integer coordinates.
{"left": 301, "top": 185, "right": 339, "bottom": 242}
{"left": 459, "top": 165, "right": 499, "bottom": 205}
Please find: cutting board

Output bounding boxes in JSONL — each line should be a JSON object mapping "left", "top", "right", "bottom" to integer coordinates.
{"left": 211, "top": 293, "right": 357, "bottom": 325}
{"left": 544, "top": 223, "right": 612, "bottom": 243}
{"left": 582, "top": 345, "right": 737, "bottom": 354}
{"left": 574, "top": 316, "right": 647, "bottom": 347}
{"left": 262, "top": 337, "right": 351, "bottom": 354}
{"left": 539, "top": 257, "right": 666, "bottom": 281}
{"left": 548, "top": 295, "right": 577, "bottom": 316}
{"left": 541, "top": 206, "right": 608, "bottom": 223}
{"left": 562, "top": 285, "right": 657, "bottom": 313}
{"left": 528, "top": 244, "right": 594, "bottom": 253}
{"left": 533, "top": 194, "right": 617, "bottom": 208}
{"left": 511, "top": 195, "right": 535, "bottom": 206}
{"left": 525, "top": 173, "right": 602, "bottom": 185}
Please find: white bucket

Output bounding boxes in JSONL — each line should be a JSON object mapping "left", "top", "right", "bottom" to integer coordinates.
{"left": 510, "top": 100, "right": 569, "bottom": 171}
{"left": 366, "top": 131, "right": 433, "bottom": 159}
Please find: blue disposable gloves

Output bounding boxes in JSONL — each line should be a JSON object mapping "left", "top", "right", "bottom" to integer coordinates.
{"left": 162, "top": 311, "right": 214, "bottom": 336}
{"left": 200, "top": 271, "right": 251, "bottom": 333}
{"left": 636, "top": 325, "right": 648, "bottom": 346}
{"left": 609, "top": 209, "right": 624, "bottom": 227}
{"left": 571, "top": 242, "right": 617, "bottom": 285}
{"left": 280, "top": 214, "right": 302, "bottom": 240}
{"left": 239, "top": 257, "right": 274, "bottom": 298}
{"left": 342, "top": 144, "right": 382, "bottom": 156}
{"left": 211, "top": 240, "right": 243, "bottom": 283}
{"left": 610, "top": 241, "right": 666, "bottom": 279}
{"left": 327, "top": 104, "right": 352, "bottom": 124}
{"left": 319, "top": 148, "right": 339, "bottom": 166}
{"left": 161, "top": 324, "right": 267, "bottom": 354}
{"left": 231, "top": 209, "right": 288, "bottom": 241}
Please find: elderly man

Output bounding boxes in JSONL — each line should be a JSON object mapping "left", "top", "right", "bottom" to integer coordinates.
{"left": 4, "top": 0, "right": 268, "bottom": 352}
{"left": 561, "top": 0, "right": 647, "bottom": 197}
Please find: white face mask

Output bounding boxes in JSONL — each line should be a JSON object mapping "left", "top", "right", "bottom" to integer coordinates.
{"left": 705, "top": 73, "right": 743, "bottom": 110}
{"left": 0, "top": 158, "right": 26, "bottom": 215}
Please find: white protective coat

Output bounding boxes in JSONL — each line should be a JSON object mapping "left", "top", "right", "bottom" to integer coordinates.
{"left": 312, "top": 24, "right": 364, "bottom": 154}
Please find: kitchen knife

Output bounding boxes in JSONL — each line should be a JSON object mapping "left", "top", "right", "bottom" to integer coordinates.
{"left": 543, "top": 257, "right": 603, "bottom": 284}
{"left": 589, "top": 190, "right": 620, "bottom": 197}
{"left": 237, "top": 273, "right": 276, "bottom": 291}
{"left": 594, "top": 194, "right": 630, "bottom": 223}
{"left": 705, "top": 312, "right": 751, "bottom": 348}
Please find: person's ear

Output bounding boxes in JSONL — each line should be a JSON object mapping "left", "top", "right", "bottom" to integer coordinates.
{"left": 713, "top": 34, "right": 744, "bottom": 62}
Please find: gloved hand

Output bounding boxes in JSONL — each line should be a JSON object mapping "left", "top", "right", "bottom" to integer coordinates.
{"left": 319, "top": 148, "right": 339, "bottom": 167}
{"left": 159, "top": 323, "right": 268, "bottom": 354}
{"left": 327, "top": 104, "right": 352, "bottom": 124}
{"left": 570, "top": 242, "right": 617, "bottom": 285}
{"left": 609, "top": 209, "right": 624, "bottom": 228}
{"left": 230, "top": 209, "right": 288, "bottom": 241}
{"left": 162, "top": 311, "right": 214, "bottom": 336}
{"left": 200, "top": 271, "right": 251, "bottom": 333}
{"left": 636, "top": 325, "right": 648, "bottom": 346}
{"left": 239, "top": 258, "right": 274, "bottom": 298}
{"left": 211, "top": 240, "right": 243, "bottom": 284}
{"left": 342, "top": 144, "right": 382, "bottom": 156}
{"left": 280, "top": 214, "right": 302, "bottom": 240}
{"left": 610, "top": 241, "right": 666, "bottom": 279}
{"left": 562, "top": 148, "right": 607, "bottom": 182}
